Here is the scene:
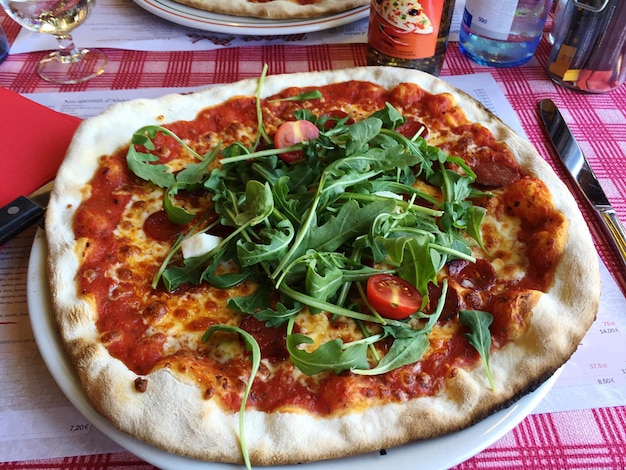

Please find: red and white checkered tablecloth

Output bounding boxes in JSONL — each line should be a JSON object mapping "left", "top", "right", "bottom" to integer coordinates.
{"left": 1, "top": 11, "right": 625, "bottom": 470}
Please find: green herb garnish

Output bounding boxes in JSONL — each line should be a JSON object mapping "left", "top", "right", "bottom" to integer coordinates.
{"left": 459, "top": 309, "right": 495, "bottom": 390}
{"left": 125, "top": 75, "right": 490, "bottom": 379}
{"left": 202, "top": 325, "right": 261, "bottom": 470}
{"left": 269, "top": 90, "right": 323, "bottom": 102}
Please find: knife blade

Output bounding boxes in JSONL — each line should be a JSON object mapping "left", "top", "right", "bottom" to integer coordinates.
{"left": 539, "top": 98, "right": 626, "bottom": 273}
{"left": 0, "top": 181, "right": 53, "bottom": 246}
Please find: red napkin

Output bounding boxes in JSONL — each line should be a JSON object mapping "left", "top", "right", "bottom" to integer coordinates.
{"left": 0, "top": 87, "right": 82, "bottom": 207}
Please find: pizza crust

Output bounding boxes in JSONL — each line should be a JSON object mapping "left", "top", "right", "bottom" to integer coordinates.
{"left": 170, "top": 0, "right": 368, "bottom": 19}
{"left": 46, "top": 66, "right": 599, "bottom": 465}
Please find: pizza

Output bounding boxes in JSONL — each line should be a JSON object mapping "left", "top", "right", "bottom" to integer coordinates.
{"left": 45, "top": 67, "right": 600, "bottom": 466}
{"left": 170, "top": 0, "right": 369, "bottom": 20}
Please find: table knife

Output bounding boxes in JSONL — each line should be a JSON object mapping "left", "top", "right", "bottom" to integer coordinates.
{"left": 0, "top": 181, "right": 53, "bottom": 246}
{"left": 539, "top": 98, "right": 626, "bottom": 273}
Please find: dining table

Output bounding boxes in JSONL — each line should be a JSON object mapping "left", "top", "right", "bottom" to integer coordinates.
{"left": 1, "top": 3, "right": 625, "bottom": 469}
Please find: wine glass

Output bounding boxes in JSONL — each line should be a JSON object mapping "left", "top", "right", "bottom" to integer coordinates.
{"left": 0, "top": 0, "right": 107, "bottom": 84}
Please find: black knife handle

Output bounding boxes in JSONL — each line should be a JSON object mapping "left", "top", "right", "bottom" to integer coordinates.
{"left": 0, "top": 196, "right": 45, "bottom": 245}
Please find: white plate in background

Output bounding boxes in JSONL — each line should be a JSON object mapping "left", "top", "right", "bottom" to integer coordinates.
{"left": 133, "top": 0, "right": 369, "bottom": 35}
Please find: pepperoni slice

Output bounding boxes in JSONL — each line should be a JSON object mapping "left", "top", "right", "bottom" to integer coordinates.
{"left": 472, "top": 151, "right": 522, "bottom": 188}
{"left": 424, "top": 282, "right": 461, "bottom": 321}
{"left": 447, "top": 258, "right": 496, "bottom": 292}
{"left": 144, "top": 210, "right": 184, "bottom": 242}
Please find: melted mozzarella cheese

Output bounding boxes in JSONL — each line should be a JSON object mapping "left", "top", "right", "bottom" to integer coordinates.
{"left": 181, "top": 232, "right": 222, "bottom": 259}
{"left": 481, "top": 212, "right": 527, "bottom": 282}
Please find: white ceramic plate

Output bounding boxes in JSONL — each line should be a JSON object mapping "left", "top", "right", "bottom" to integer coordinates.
{"left": 132, "top": 0, "right": 369, "bottom": 35}
{"left": 28, "top": 228, "right": 560, "bottom": 469}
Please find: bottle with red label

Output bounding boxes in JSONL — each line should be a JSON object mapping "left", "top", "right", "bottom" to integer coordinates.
{"left": 366, "top": 0, "right": 456, "bottom": 76}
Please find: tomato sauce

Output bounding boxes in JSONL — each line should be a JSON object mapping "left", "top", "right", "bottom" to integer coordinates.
{"left": 74, "top": 81, "right": 560, "bottom": 415}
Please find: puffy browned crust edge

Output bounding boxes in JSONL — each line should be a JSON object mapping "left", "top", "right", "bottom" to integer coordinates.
{"left": 45, "top": 66, "right": 600, "bottom": 465}
{"left": 170, "top": 0, "right": 368, "bottom": 19}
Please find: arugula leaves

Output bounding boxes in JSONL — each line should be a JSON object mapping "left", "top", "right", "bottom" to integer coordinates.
{"left": 459, "top": 309, "right": 495, "bottom": 390}
{"left": 127, "top": 125, "right": 214, "bottom": 188}
{"left": 286, "top": 316, "right": 370, "bottom": 375}
{"left": 124, "top": 88, "right": 493, "bottom": 382}
{"left": 268, "top": 90, "right": 323, "bottom": 103}
{"left": 203, "top": 326, "right": 260, "bottom": 470}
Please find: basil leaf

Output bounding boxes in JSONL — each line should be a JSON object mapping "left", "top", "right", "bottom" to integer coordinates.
{"left": 459, "top": 309, "right": 495, "bottom": 390}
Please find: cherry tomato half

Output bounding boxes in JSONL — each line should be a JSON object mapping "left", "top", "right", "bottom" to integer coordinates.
{"left": 274, "top": 120, "right": 320, "bottom": 163}
{"left": 366, "top": 274, "right": 423, "bottom": 320}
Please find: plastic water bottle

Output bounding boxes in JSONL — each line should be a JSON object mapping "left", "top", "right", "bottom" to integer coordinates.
{"left": 0, "top": 25, "right": 8, "bottom": 64}
{"left": 459, "top": 0, "right": 553, "bottom": 67}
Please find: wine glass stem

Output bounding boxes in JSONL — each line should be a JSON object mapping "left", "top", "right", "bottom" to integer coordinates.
{"left": 54, "top": 34, "right": 82, "bottom": 62}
